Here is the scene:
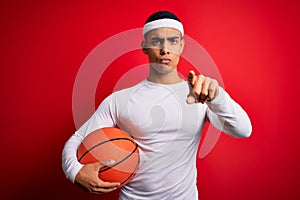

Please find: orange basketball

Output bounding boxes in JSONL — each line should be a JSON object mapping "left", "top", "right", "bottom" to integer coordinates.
{"left": 77, "top": 127, "right": 139, "bottom": 188}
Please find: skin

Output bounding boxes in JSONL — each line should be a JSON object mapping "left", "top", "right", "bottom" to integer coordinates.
{"left": 142, "top": 27, "right": 184, "bottom": 84}
{"left": 75, "top": 160, "right": 120, "bottom": 194}
{"left": 75, "top": 27, "right": 220, "bottom": 194}
{"left": 142, "top": 27, "right": 219, "bottom": 103}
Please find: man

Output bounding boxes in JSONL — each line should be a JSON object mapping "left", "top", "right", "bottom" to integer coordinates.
{"left": 62, "top": 11, "right": 252, "bottom": 199}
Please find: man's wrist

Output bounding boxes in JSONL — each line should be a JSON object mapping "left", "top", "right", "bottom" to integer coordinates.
{"left": 207, "top": 86, "right": 225, "bottom": 105}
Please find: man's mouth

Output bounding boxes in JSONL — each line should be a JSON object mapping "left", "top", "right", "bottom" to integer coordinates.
{"left": 159, "top": 58, "right": 171, "bottom": 64}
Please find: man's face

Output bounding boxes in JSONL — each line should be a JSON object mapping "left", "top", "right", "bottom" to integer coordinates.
{"left": 143, "top": 27, "right": 184, "bottom": 74}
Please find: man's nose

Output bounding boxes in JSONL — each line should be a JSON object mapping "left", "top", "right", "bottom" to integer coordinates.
{"left": 160, "top": 42, "right": 170, "bottom": 55}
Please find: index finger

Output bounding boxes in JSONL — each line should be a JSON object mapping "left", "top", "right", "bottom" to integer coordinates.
{"left": 187, "top": 70, "right": 196, "bottom": 86}
{"left": 98, "top": 180, "right": 121, "bottom": 188}
{"left": 186, "top": 70, "right": 198, "bottom": 104}
{"left": 91, "top": 182, "right": 120, "bottom": 194}
{"left": 89, "top": 180, "right": 120, "bottom": 194}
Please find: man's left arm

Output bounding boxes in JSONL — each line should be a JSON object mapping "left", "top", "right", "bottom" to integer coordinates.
{"left": 186, "top": 70, "right": 252, "bottom": 138}
{"left": 206, "top": 87, "right": 252, "bottom": 138}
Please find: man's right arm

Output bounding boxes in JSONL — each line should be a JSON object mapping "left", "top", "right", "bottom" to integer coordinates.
{"left": 61, "top": 95, "right": 120, "bottom": 193}
{"left": 62, "top": 133, "right": 84, "bottom": 182}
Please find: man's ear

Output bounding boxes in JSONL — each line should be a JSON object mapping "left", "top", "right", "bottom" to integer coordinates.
{"left": 141, "top": 41, "right": 148, "bottom": 54}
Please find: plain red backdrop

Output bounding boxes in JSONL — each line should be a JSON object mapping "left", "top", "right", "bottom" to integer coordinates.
{"left": 1, "top": 0, "right": 299, "bottom": 199}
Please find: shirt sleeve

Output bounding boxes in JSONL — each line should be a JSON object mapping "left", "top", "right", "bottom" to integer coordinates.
{"left": 62, "top": 95, "right": 116, "bottom": 182}
{"left": 206, "top": 87, "right": 252, "bottom": 138}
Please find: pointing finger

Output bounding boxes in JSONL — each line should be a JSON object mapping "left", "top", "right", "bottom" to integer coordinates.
{"left": 187, "top": 70, "right": 197, "bottom": 104}
{"left": 187, "top": 70, "right": 196, "bottom": 86}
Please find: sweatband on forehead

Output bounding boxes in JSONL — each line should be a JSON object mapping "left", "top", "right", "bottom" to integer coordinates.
{"left": 143, "top": 18, "right": 184, "bottom": 36}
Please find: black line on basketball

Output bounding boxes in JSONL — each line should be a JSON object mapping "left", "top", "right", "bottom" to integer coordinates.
{"left": 98, "top": 142, "right": 138, "bottom": 173}
{"left": 118, "top": 152, "right": 140, "bottom": 186}
{"left": 78, "top": 137, "right": 135, "bottom": 162}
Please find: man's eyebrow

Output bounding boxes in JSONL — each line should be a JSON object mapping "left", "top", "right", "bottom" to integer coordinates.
{"left": 167, "top": 36, "right": 180, "bottom": 40}
{"left": 150, "top": 36, "right": 180, "bottom": 40}
{"left": 150, "top": 37, "right": 163, "bottom": 40}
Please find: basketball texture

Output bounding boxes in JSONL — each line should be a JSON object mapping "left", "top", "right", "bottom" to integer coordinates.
{"left": 77, "top": 127, "right": 139, "bottom": 187}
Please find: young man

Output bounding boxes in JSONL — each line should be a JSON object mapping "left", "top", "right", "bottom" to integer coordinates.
{"left": 62, "top": 11, "right": 252, "bottom": 199}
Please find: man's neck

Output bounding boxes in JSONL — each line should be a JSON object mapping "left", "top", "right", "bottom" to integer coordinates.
{"left": 147, "top": 68, "right": 182, "bottom": 84}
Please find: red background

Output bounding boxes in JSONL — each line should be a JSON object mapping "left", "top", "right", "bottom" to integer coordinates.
{"left": 1, "top": 0, "right": 300, "bottom": 199}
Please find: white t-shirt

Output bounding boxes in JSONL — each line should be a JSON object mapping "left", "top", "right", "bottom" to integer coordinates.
{"left": 62, "top": 80, "right": 252, "bottom": 200}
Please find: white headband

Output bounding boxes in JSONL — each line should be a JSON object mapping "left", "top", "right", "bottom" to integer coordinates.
{"left": 143, "top": 18, "right": 184, "bottom": 36}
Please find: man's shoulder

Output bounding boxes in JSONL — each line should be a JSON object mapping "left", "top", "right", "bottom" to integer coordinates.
{"left": 113, "top": 80, "right": 147, "bottom": 95}
{"left": 105, "top": 80, "right": 148, "bottom": 103}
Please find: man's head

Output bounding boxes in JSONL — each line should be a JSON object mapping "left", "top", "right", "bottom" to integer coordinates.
{"left": 143, "top": 11, "right": 184, "bottom": 37}
{"left": 142, "top": 11, "right": 185, "bottom": 74}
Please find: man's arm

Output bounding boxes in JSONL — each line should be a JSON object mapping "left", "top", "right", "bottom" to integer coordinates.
{"left": 62, "top": 95, "right": 120, "bottom": 193}
{"left": 206, "top": 87, "right": 252, "bottom": 137}
{"left": 186, "top": 70, "right": 252, "bottom": 138}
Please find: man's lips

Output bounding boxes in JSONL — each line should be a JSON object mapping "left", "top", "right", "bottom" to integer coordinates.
{"left": 159, "top": 58, "right": 171, "bottom": 64}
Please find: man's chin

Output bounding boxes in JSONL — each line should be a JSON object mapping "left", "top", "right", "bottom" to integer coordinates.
{"left": 152, "top": 63, "right": 174, "bottom": 74}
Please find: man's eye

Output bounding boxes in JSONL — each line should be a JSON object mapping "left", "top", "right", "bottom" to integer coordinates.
{"left": 170, "top": 39, "right": 178, "bottom": 44}
{"left": 152, "top": 40, "right": 161, "bottom": 45}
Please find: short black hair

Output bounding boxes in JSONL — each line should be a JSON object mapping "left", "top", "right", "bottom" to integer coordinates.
{"left": 145, "top": 11, "right": 181, "bottom": 24}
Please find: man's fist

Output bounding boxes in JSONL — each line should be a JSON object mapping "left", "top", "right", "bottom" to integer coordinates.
{"left": 186, "top": 70, "right": 219, "bottom": 104}
{"left": 75, "top": 160, "right": 120, "bottom": 194}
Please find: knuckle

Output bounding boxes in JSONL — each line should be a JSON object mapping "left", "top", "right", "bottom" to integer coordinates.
{"left": 201, "top": 86, "right": 209, "bottom": 95}
{"left": 208, "top": 87, "right": 215, "bottom": 93}
{"left": 212, "top": 79, "right": 218, "bottom": 86}
{"left": 88, "top": 187, "right": 94, "bottom": 193}
{"left": 90, "top": 184, "right": 97, "bottom": 190}
{"left": 205, "top": 77, "right": 212, "bottom": 84}
{"left": 208, "top": 93, "right": 214, "bottom": 99}
{"left": 203, "top": 81, "right": 209, "bottom": 87}
{"left": 201, "top": 91, "right": 208, "bottom": 96}
{"left": 193, "top": 90, "right": 201, "bottom": 96}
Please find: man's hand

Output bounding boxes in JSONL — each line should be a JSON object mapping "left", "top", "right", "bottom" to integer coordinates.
{"left": 186, "top": 70, "right": 219, "bottom": 104}
{"left": 75, "top": 160, "right": 120, "bottom": 194}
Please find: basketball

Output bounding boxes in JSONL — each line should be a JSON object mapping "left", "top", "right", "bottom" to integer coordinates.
{"left": 77, "top": 127, "right": 139, "bottom": 188}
